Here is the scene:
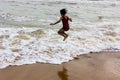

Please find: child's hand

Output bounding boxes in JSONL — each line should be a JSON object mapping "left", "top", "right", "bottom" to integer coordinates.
{"left": 50, "top": 23, "right": 54, "bottom": 25}
{"left": 69, "top": 18, "right": 72, "bottom": 22}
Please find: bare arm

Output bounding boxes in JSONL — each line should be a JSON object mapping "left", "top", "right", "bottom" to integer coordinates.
{"left": 50, "top": 17, "right": 62, "bottom": 25}
{"left": 68, "top": 17, "right": 72, "bottom": 22}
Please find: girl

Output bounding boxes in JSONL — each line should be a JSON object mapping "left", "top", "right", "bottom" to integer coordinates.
{"left": 50, "top": 9, "right": 72, "bottom": 41}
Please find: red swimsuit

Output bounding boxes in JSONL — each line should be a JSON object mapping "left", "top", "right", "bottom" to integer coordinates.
{"left": 62, "top": 16, "right": 69, "bottom": 31}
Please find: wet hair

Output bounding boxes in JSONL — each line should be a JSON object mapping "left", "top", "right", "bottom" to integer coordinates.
{"left": 60, "top": 9, "right": 67, "bottom": 15}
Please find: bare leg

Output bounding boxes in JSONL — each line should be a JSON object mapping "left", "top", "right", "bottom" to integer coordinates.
{"left": 63, "top": 33, "right": 68, "bottom": 41}
{"left": 58, "top": 28, "right": 68, "bottom": 41}
{"left": 58, "top": 28, "right": 66, "bottom": 37}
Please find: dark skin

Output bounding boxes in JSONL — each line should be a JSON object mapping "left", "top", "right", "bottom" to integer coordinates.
{"left": 50, "top": 15, "right": 72, "bottom": 41}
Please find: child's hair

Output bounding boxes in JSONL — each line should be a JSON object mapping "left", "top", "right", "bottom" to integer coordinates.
{"left": 60, "top": 9, "right": 67, "bottom": 15}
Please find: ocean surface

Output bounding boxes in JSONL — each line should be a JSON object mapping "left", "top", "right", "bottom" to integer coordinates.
{"left": 0, "top": 0, "right": 120, "bottom": 69}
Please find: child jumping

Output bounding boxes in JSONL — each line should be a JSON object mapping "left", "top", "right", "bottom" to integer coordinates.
{"left": 50, "top": 9, "right": 72, "bottom": 41}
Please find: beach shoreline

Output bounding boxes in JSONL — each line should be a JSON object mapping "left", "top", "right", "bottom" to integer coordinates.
{"left": 0, "top": 51, "right": 120, "bottom": 80}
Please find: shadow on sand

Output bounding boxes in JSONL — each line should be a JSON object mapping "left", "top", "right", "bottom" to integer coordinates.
{"left": 58, "top": 65, "right": 68, "bottom": 80}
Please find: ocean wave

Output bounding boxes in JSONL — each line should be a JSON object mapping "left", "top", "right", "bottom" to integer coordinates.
{"left": 0, "top": 23, "right": 120, "bottom": 69}
{"left": 0, "top": 0, "right": 120, "bottom": 69}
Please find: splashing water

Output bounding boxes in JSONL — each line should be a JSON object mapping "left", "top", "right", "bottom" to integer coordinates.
{"left": 0, "top": 0, "right": 120, "bottom": 68}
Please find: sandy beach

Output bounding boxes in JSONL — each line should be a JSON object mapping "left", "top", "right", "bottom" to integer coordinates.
{"left": 0, "top": 51, "right": 120, "bottom": 80}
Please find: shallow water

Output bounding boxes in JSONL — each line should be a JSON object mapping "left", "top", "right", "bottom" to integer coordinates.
{"left": 0, "top": 0, "right": 120, "bottom": 68}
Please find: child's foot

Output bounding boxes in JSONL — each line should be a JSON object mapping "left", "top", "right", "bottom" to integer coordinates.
{"left": 63, "top": 35, "right": 68, "bottom": 41}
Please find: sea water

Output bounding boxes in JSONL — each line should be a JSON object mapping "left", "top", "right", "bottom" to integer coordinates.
{"left": 0, "top": 0, "right": 120, "bottom": 68}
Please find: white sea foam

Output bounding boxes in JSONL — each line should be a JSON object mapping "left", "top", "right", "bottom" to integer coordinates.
{"left": 0, "top": 0, "right": 120, "bottom": 69}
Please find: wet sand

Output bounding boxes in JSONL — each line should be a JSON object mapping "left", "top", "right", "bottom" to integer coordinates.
{"left": 0, "top": 51, "right": 120, "bottom": 80}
